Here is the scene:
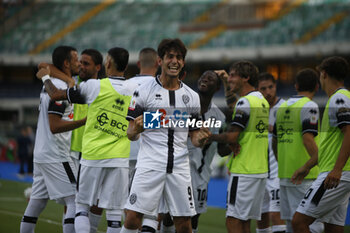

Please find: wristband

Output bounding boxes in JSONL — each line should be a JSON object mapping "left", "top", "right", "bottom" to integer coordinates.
{"left": 42, "top": 75, "right": 50, "bottom": 83}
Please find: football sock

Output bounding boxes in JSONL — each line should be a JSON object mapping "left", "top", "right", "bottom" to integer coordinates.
{"left": 20, "top": 198, "right": 48, "bottom": 233}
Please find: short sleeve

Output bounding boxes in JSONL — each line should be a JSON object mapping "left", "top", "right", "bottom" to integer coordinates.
{"left": 126, "top": 87, "right": 145, "bottom": 121}
{"left": 329, "top": 92, "right": 350, "bottom": 129}
{"left": 231, "top": 98, "right": 250, "bottom": 129}
{"left": 300, "top": 101, "right": 319, "bottom": 136}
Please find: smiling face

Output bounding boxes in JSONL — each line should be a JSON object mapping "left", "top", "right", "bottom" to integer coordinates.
{"left": 258, "top": 79, "right": 277, "bottom": 106}
{"left": 198, "top": 71, "right": 219, "bottom": 95}
{"left": 228, "top": 69, "right": 244, "bottom": 94}
{"left": 159, "top": 49, "right": 185, "bottom": 79}
{"left": 79, "top": 54, "right": 99, "bottom": 81}
{"left": 69, "top": 50, "right": 80, "bottom": 76}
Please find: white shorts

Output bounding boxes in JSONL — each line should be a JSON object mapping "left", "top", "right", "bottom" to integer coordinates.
{"left": 125, "top": 168, "right": 196, "bottom": 217}
{"left": 70, "top": 156, "right": 80, "bottom": 177}
{"left": 31, "top": 162, "right": 76, "bottom": 203}
{"left": 190, "top": 166, "right": 208, "bottom": 214}
{"left": 261, "top": 177, "right": 281, "bottom": 213}
{"left": 76, "top": 165, "right": 129, "bottom": 213}
{"left": 226, "top": 175, "right": 266, "bottom": 220}
{"left": 280, "top": 179, "right": 313, "bottom": 220}
{"left": 129, "top": 160, "right": 137, "bottom": 189}
{"left": 296, "top": 172, "right": 350, "bottom": 226}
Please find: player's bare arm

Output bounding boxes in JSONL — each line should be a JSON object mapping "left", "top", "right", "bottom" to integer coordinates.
{"left": 37, "top": 66, "right": 68, "bottom": 101}
{"left": 215, "top": 69, "right": 237, "bottom": 111}
{"left": 49, "top": 114, "right": 86, "bottom": 134}
{"left": 211, "top": 125, "right": 242, "bottom": 155}
{"left": 189, "top": 127, "right": 211, "bottom": 148}
{"left": 127, "top": 115, "right": 144, "bottom": 141}
{"left": 324, "top": 124, "right": 350, "bottom": 189}
{"left": 38, "top": 63, "right": 75, "bottom": 87}
{"left": 291, "top": 132, "right": 318, "bottom": 184}
{"left": 218, "top": 143, "right": 232, "bottom": 157}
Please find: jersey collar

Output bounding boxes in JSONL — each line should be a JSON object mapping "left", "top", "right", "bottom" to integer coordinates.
{"left": 109, "top": 76, "right": 125, "bottom": 80}
{"left": 155, "top": 75, "right": 183, "bottom": 88}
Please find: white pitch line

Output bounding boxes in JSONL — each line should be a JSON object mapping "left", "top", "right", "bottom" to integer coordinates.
{"left": 0, "top": 209, "right": 104, "bottom": 233}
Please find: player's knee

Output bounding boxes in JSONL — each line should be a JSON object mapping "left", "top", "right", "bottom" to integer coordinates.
{"left": 124, "top": 209, "right": 143, "bottom": 229}
{"left": 173, "top": 216, "right": 191, "bottom": 233}
{"left": 291, "top": 213, "right": 305, "bottom": 231}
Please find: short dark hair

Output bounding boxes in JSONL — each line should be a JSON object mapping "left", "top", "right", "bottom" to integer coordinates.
{"left": 295, "top": 68, "right": 319, "bottom": 92}
{"left": 230, "top": 61, "right": 259, "bottom": 87}
{"left": 108, "top": 47, "right": 129, "bottom": 72}
{"left": 258, "top": 72, "right": 276, "bottom": 84}
{"left": 139, "top": 47, "right": 157, "bottom": 68}
{"left": 157, "top": 38, "right": 187, "bottom": 60}
{"left": 52, "top": 45, "right": 77, "bottom": 71}
{"left": 317, "top": 56, "right": 350, "bottom": 82}
{"left": 82, "top": 49, "right": 103, "bottom": 66}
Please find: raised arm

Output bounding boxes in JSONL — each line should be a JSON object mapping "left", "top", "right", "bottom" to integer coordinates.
{"left": 38, "top": 63, "right": 75, "bottom": 87}
{"left": 215, "top": 70, "right": 237, "bottom": 111}
{"left": 37, "top": 66, "right": 68, "bottom": 101}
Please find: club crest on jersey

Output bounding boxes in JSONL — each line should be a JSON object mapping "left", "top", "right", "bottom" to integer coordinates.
{"left": 129, "top": 193, "right": 137, "bottom": 205}
{"left": 182, "top": 94, "right": 190, "bottom": 104}
{"left": 143, "top": 110, "right": 161, "bottom": 129}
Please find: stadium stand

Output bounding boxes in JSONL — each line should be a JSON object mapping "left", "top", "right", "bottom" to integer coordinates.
{"left": 0, "top": 0, "right": 349, "bottom": 58}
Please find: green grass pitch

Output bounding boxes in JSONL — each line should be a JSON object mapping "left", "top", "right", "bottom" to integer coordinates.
{"left": 1, "top": 179, "right": 349, "bottom": 233}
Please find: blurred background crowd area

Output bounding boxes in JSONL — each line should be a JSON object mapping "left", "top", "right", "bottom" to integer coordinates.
{"left": 0, "top": 0, "right": 350, "bottom": 173}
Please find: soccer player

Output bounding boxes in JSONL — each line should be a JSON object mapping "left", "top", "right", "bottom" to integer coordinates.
{"left": 127, "top": 47, "right": 158, "bottom": 181}
{"left": 273, "top": 69, "right": 321, "bottom": 233}
{"left": 292, "top": 56, "right": 350, "bottom": 233}
{"left": 37, "top": 47, "right": 137, "bottom": 233}
{"left": 39, "top": 49, "right": 105, "bottom": 233}
{"left": 127, "top": 47, "right": 161, "bottom": 233}
{"left": 20, "top": 45, "right": 85, "bottom": 233}
{"left": 158, "top": 71, "right": 228, "bottom": 233}
{"left": 212, "top": 61, "right": 269, "bottom": 233}
{"left": 189, "top": 70, "right": 227, "bottom": 232}
{"left": 257, "top": 73, "right": 286, "bottom": 233}
{"left": 121, "top": 38, "right": 211, "bottom": 233}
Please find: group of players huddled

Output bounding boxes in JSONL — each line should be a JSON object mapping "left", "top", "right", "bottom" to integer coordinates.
{"left": 20, "top": 38, "right": 350, "bottom": 233}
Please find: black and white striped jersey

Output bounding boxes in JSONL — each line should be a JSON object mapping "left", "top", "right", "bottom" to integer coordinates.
{"left": 127, "top": 77, "right": 201, "bottom": 174}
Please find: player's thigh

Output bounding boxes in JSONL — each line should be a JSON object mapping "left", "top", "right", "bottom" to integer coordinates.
{"left": 296, "top": 175, "right": 350, "bottom": 226}
{"left": 125, "top": 168, "right": 165, "bottom": 216}
{"left": 76, "top": 165, "right": 104, "bottom": 206}
{"left": 31, "top": 162, "right": 49, "bottom": 199}
{"left": 98, "top": 167, "right": 129, "bottom": 211}
{"left": 165, "top": 172, "right": 196, "bottom": 217}
{"left": 226, "top": 175, "right": 266, "bottom": 220}
{"left": 191, "top": 168, "right": 208, "bottom": 214}
{"left": 266, "top": 177, "right": 281, "bottom": 213}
